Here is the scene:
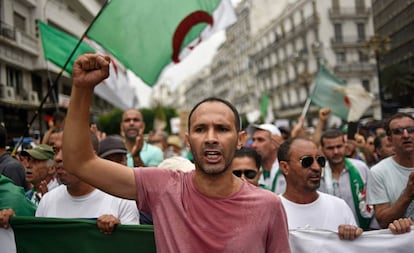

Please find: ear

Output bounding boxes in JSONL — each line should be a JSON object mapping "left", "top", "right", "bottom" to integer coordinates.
{"left": 279, "top": 161, "right": 289, "bottom": 176}
{"left": 184, "top": 132, "right": 190, "bottom": 149}
{"left": 237, "top": 130, "right": 247, "bottom": 149}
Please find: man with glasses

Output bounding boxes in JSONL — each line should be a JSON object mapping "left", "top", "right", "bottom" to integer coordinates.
{"left": 367, "top": 112, "right": 414, "bottom": 228}
{"left": 318, "top": 129, "right": 373, "bottom": 230}
{"left": 278, "top": 138, "right": 363, "bottom": 240}
{"left": 230, "top": 147, "right": 262, "bottom": 186}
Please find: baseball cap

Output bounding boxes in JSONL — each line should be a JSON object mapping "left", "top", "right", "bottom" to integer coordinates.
{"left": 167, "top": 135, "right": 181, "bottom": 148}
{"left": 98, "top": 135, "right": 127, "bottom": 158}
{"left": 247, "top": 124, "right": 281, "bottom": 136}
{"left": 20, "top": 144, "right": 55, "bottom": 160}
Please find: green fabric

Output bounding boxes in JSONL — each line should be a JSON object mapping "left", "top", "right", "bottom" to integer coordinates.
{"left": 262, "top": 168, "right": 270, "bottom": 179}
{"left": 310, "top": 65, "right": 349, "bottom": 120}
{"left": 345, "top": 158, "right": 371, "bottom": 230}
{"left": 10, "top": 216, "right": 156, "bottom": 253}
{"left": 86, "top": 0, "right": 222, "bottom": 86}
{"left": 39, "top": 21, "right": 95, "bottom": 74}
{"left": 261, "top": 92, "right": 269, "bottom": 120}
{"left": 0, "top": 175, "right": 36, "bottom": 216}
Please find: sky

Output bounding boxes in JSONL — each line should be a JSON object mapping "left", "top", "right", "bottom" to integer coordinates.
{"left": 132, "top": 0, "right": 241, "bottom": 108}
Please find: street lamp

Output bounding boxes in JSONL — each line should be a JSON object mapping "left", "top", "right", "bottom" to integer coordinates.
{"left": 365, "top": 34, "right": 391, "bottom": 118}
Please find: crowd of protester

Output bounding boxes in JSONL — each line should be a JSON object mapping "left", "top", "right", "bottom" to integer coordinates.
{"left": 1, "top": 53, "right": 413, "bottom": 252}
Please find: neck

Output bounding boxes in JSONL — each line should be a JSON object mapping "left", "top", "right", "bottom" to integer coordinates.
{"left": 329, "top": 160, "right": 345, "bottom": 179}
{"left": 393, "top": 153, "right": 414, "bottom": 167}
{"left": 193, "top": 169, "right": 242, "bottom": 197}
{"left": 262, "top": 155, "right": 277, "bottom": 171}
{"left": 283, "top": 188, "right": 319, "bottom": 204}
{"left": 66, "top": 181, "right": 95, "bottom": 197}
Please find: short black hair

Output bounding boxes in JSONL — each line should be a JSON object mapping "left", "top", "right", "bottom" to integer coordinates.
{"left": 320, "top": 128, "right": 344, "bottom": 147}
{"left": 385, "top": 112, "right": 414, "bottom": 136}
{"left": 188, "top": 97, "right": 241, "bottom": 132}
{"left": 233, "top": 147, "right": 262, "bottom": 169}
{"left": 374, "top": 133, "right": 387, "bottom": 150}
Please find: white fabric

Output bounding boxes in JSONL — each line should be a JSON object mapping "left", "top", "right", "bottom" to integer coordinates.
{"left": 280, "top": 192, "right": 356, "bottom": 231}
{"left": 319, "top": 158, "right": 370, "bottom": 221}
{"left": 367, "top": 157, "right": 414, "bottom": 219}
{"left": 258, "top": 160, "right": 286, "bottom": 194}
{"left": 36, "top": 185, "right": 139, "bottom": 224}
{"left": 0, "top": 228, "right": 16, "bottom": 253}
{"left": 289, "top": 226, "right": 414, "bottom": 253}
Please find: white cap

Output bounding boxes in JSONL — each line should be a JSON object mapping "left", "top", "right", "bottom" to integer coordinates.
{"left": 247, "top": 124, "right": 281, "bottom": 136}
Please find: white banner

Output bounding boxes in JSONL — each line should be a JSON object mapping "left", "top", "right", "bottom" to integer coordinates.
{"left": 289, "top": 226, "right": 414, "bottom": 253}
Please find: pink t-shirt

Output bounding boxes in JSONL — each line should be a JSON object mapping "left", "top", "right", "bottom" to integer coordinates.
{"left": 134, "top": 168, "right": 291, "bottom": 253}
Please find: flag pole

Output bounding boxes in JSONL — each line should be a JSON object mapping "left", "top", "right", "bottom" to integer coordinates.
{"left": 12, "top": 0, "right": 111, "bottom": 156}
{"left": 301, "top": 97, "right": 312, "bottom": 118}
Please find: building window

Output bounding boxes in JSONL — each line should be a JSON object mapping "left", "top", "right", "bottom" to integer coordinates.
{"left": 336, "top": 52, "right": 346, "bottom": 64}
{"left": 332, "top": 0, "right": 340, "bottom": 12}
{"left": 357, "top": 23, "right": 366, "bottom": 41}
{"left": 334, "top": 23, "right": 343, "bottom": 42}
{"left": 358, "top": 51, "right": 369, "bottom": 62}
{"left": 13, "top": 12, "right": 26, "bottom": 32}
{"left": 6, "top": 66, "right": 23, "bottom": 95}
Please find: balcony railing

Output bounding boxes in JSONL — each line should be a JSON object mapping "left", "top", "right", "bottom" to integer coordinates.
{"left": 0, "top": 21, "right": 16, "bottom": 40}
{"left": 329, "top": 7, "right": 370, "bottom": 19}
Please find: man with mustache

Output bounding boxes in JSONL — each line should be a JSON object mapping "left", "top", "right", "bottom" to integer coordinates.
{"left": 278, "top": 138, "right": 362, "bottom": 240}
{"left": 61, "top": 53, "right": 291, "bottom": 252}
{"left": 318, "top": 129, "right": 372, "bottom": 230}
{"left": 368, "top": 113, "right": 414, "bottom": 228}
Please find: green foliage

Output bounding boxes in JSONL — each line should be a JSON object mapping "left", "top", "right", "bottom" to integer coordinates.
{"left": 97, "top": 106, "right": 178, "bottom": 135}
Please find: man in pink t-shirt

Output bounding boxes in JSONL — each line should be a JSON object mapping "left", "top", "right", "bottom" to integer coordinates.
{"left": 62, "top": 54, "right": 291, "bottom": 253}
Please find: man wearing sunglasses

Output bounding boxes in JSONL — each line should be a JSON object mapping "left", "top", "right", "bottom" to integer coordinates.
{"left": 319, "top": 128, "right": 372, "bottom": 230}
{"left": 230, "top": 147, "right": 262, "bottom": 186}
{"left": 367, "top": 112, "right": 414, "bottom": 228}
{"left": 278, "top": 138, "right": 363, "bottom": 240}
{"left": 248, "top": 124, "right": 286, "bottom": 193}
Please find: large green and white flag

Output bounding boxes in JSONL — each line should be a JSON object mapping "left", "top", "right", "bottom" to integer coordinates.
{"left": 87, "top": 0, "right": 236, "bottom": 86}
{"left": 310, "top": 65, "right": 373, "bottom": 122}
{"left": 38, "top": 21, "right": 139, "bottom": 110}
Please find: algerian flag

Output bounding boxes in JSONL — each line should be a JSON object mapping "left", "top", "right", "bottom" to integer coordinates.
{"left": 334, "top": 83, "right": 374, "bottom": 122}
{"left": 87, "top": 0, "right": 236, "bottom": 86}
{"left": 38, "top": 21, "right": 139, "bottom": 110}
{"left": 310, "top": 65, "right": 373, "bottom": 122}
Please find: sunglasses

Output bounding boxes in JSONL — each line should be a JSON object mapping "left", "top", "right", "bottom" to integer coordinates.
{"left": 232, "top": 169, "right": 258, "bottom": 179}
{"left": 390, "top": 126, "right": 414, "bottom": 135}
{"left": 299, "top": 155, "right": 326, "bottom": 168}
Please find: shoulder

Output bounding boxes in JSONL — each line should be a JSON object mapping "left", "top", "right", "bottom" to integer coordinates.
{"left": 347, "top": 158, "right": 369, "bottom": 170}
{"left": 370, "top": 157, "right": 393, "bottom": 173}
{"left": 247, "top": 184, "right": 282, "bottom": 206}
{"left": 42, "top": 185, "right": 66, "bottom": 200}
{"left": 0, "top": 154, "right": 24, "bottom": 168}
{"left": 144, "top": 142, "right": 163, "bottom": 154}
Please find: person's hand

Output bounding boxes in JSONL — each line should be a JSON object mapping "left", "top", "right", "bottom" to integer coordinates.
{"left": 97, "top": 214, "right": 120, "bottom": 234}
{"left": 388, "top": 218, "right": 414, "bottom": 234}
{"left": 291, "top": 116, "right": 306, "bottom": 138}
{"left": 131, "top": 129, "right": 144, "bottom": 157}
{"left": 403, "top": 172, "right": 414, "bottom": 200}
{"left": 319, "top": 108, "right": 331, "bottom": 122}
{"left": 337, "top": 224, "right": 363, "bottom": 240}
{"left": 72, "top": 54, "right": 110, "bottom": 90}
{"left": 0, "top": 209, "right": 15, "bottom": 229}
{"left": 354, "top": 134, "right": 366, "bottom": 149}
{"left": 38, "top": 180, "right": 49, "bottom": 196}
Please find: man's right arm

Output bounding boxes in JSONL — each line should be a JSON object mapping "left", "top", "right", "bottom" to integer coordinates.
{"left": 374, "top": 172, "right": 414, "bottom": 228}
{"left": 63, "top": 54, "right": 137, "bottom": 200}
